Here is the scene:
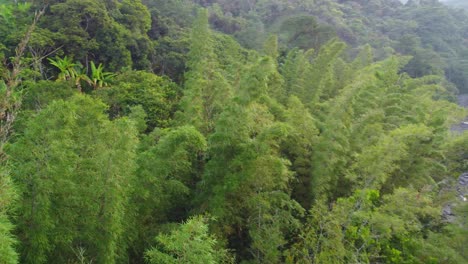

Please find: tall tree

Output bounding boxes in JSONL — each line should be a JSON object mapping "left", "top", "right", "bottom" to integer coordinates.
{"left": 8, "top": 95, "right": 138, "bottom": 264}
{"left": 130, "top": 126, "right": 207, "bottom": 262}
{"left": 199, "top": 57, "right": 304, "bottom": 261}
{"left": 94, "top": 70, "right": 179, "bottom": 131}
{"left": 145, "top": 215, "right": 234, "bottom": 264}
{"left": 0, "top": 6, "right": 45, "bottom": 263}
{"left": 176, "top": 9, "right": 231, "bottom": 135}
{"left": 0, "top": 167, "right": 17, "bottom": 264}
{"left": 282, "top": 96, "right": 318, "bottom": 209}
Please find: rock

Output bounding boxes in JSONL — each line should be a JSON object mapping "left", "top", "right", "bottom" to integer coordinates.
{"left": 442, "top": 203, "right": 457, "bottom": 223}
{"left": 457, "top": 172, "right": 468, "bottom": 202}
{"left": 451, "top": 94, "right": 468, "bottom": 132}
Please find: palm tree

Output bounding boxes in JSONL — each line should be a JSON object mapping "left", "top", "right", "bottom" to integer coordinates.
{"left": 48, "top": 56, "right": 78, "bottom": 81}
{"left": 73, "top": 67, "right": 90, "bottom": 92}
{"left": 89, "top": 61, "right": 115, "bottom": 89}
{"left": 48, "top": 57, "right": 115, "bottom": 91}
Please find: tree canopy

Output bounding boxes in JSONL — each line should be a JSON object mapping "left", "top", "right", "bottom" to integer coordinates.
{"left": 0, "top": 0, "right": 467, "bottom": 263}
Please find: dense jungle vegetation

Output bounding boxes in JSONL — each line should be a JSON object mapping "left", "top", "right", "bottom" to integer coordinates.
{"left": 0, "top": 0, "right": 468, "bottom": 263}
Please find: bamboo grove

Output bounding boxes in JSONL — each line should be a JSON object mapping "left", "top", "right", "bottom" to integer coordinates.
{"left": 0, "top": 0, "right": 467, "bottom": 263}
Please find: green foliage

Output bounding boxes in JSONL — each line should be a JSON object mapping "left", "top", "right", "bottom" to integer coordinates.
{"left": 130, "top": 126, "right": 207, "bottom": 261}
{"left": 0, "top": 169, "right": 18, "bottom": 264}
{"left": 8, "top": 94, "right": 138, "bottom": 264}
{"left": 35, "top": 0, "right": 153, "bottom": 71}
{"left": 176, "top": 9, "right": 232, "bottom": 134}
{"left": 0, "top": 0, "right": 467, "bottom": 263}
{"left": 0, "top": 1, "right": 32, "bottom": 59}
{"left": 89, "top": 61, "right": 115, "bottom": 89}
{"left": 145, "top": 216, "right": 233, "bottom": 264}
{"left": 283, "top": 96, "right": 318, "bottom": 208}
{"left": 277, "top": 15, "right": 336, "bottom": 51}
{"left": 200, "top": 92, "right": 304, "bottom": 262}
{"left": 0, "top": 214, "right": 17, "bottom": 264}
{"left": 117, "top": 0, "right": 151, "bottom": 35}
{"left": 136, "top": 125, "right": 207, "bottom": 217}
{"left": 48, "top": 56, "right": 117, "bottom": 91}
{"left": 287, "top": 188, "right": 466, "bottom": 264}
{"left": 444, "top": 132, "right": 468, "bottom": 176}
{"left": 47, "top": 56, "right": 78, "bottom": 81}
{"left": 20, "top": 80, "right": 77, "bottom": 111}
{"left": 202, "top": 0, "right": 468, "bottom": 92}
{"left": 95, "top": 70, "right": 179, "bottom": 130}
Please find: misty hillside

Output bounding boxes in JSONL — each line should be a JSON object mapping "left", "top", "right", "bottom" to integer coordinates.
{"left": 442, "top": 0, "right": 468, "bottom": 9}
{"left": 193, "top": 0, "right": 468, "bottom": 93}
{"left": 1, "top": 0, "right": 467, "bottom": 263}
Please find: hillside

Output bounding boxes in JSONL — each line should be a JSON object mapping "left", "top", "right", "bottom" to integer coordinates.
{"left": 442, "top": 0, "right": 468, "bottom": 10}
{"left": 0, "top": 0, "right": 467, "bottom": 263}
{"left": 193, "top": 0, "right": 468, "bottom": 93}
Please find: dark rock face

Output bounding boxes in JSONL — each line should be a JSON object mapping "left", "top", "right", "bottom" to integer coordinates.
{"left": 459, "top": 94, "right": 468, "bottom": 108}
{"left": 451, "top": 94, "right": 468, "bottom": 133}
{"left": 442, "top": 173, "right": 468, "bottom": 223}
{"left": 458, "top": 173, "right": 468, "bottom": 201}
{"left": 454, "top": 94, "right": 468, "bottom": 203}
{"left": 452, "top": 122, "right": 468, "bottom": 132}
{"left": 443, "top": 95, "right": 467, "bottom": 222}
{"left": 442, "top": 203, "right": 456, "bottom": 223}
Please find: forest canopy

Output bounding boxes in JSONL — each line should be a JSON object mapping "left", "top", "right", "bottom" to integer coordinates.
{"left": 0, "top": 0, "right": 467, "bottom": 263}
